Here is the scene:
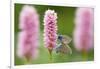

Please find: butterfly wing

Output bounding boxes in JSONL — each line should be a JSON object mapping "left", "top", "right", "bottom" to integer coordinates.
{"left": 55, "top": 45, "right": 62, "bottom": 53}
{"left": 61, "top": 44, "right": 72, "bottom": 54}
{"left": 65, "top": 45, "right": 72, "bottom": 54}
{"left": 55, "top": 44, "right": 72, "bottom": 54}
{"left": 61, "top": 35, "right": 72, "bottom": 45}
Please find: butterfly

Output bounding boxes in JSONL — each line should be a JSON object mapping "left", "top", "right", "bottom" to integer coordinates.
{"left": 55, "top": 35, "right": 72, "bottom": 55}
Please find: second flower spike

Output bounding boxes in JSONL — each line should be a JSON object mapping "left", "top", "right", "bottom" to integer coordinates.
{"left": 17, "top": 5, "right": 40, "bottom": 63}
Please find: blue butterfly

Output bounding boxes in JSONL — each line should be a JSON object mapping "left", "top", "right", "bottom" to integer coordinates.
{"left": 55, "top": 35, "right": 72, "bottom": 54}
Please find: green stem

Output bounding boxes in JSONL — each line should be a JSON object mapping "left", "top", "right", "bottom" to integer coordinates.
{"left": 24, "top": 58, "right": 32, "bottom": 64}
{"left": 49, "top": 52, "right": 52, "bottom": 62}
{"left": 48, "top": 49, "right": 53, "bottom": 63}
{"left": 82, "top": 50, "right": 88, "bottom": 61}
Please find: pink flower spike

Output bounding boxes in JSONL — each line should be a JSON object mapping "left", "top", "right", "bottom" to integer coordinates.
{"left": 17, "top": 5, "right": 39, "bottom": 61}
{"left": 19, "top": 5, "right": 39, "bottom": 30}
{"left": 43, "top": 9, "right": 57, "bottom": 54}
{"left": 73, "top": 8, "right": 94, "bottom": 52}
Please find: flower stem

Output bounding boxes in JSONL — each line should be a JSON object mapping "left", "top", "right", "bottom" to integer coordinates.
{"left": 48, "top": 49, "right": 53, "bottom": 63}
{"left": 24, "top": 58, "right": 32, "bottom": 64}
{"left": 82, "top": 50, "right": 88, "bottom": 61}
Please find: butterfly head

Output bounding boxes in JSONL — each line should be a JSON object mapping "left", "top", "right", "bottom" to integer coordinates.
{"left": 58, "top": 35, "right": 63, "bottom": 41}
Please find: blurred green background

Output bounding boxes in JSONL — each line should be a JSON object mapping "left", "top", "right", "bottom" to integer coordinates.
{"left": 14, "top": 4, "right": 94, "bottom": 65}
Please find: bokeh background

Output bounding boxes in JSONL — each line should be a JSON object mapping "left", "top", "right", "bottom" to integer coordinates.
{"left": 14, "top": 4, "right": 94, "bottom": 65}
